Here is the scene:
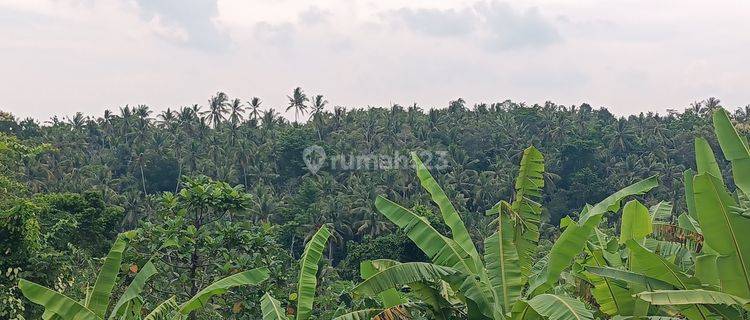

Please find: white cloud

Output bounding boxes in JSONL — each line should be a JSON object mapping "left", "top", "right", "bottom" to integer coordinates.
{"left": 0, "top": 0, "right": 749, "bottom": 120}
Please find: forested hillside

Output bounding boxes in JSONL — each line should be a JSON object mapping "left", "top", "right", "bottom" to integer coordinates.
{"left": 2, "top": 90, "right": 750, "bottom": 319}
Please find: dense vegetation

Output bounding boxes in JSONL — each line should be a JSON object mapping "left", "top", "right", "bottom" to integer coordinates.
{"left": 2, "top": 89, "right": 750, "bottom": 319}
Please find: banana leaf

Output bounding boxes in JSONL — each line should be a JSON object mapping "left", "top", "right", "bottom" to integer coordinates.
{"left": 18, "top": 279, "right": 100, "bottom": 320}
{"left": 143, "top": 296, "right": 179, "bottom": 320}
{"left": 636, "top": 289, "right": 750, "bottom": 311}
{"left": 179, "top": 267, "right": 270, "bottom": 314}
{"left": 361, "top": 260, "right": 404, "bottom": 307}
{"left": 412, "top": 152, "right": 481, "bottom": 270}
{"left": 683, "top": 170, "right": 698, "bottom": 220}
{"left": 484, "top": 210, "right": 522, "bottom": 313}
{"left": 88, "top": 232, "right": 132, "bottom": 318}
{"left": 523, "top": 294, "right": 594, "bottom": 320}
{"left": 529, "top": 177, "right": 659, "bottom": 295}
{"left": 295, "top": 225, "right": 331, "bottom": 320}
{"left": 109, "top": 260, "right": 158, "bottom": 319}
{"left": 261, "top": 293, "right": 288, "bottom": 320}
{"left": 712, "top": 109, "right": 750, "bottom": 196}
{"left": 693, "top": 173, "right": 750, "bottom": 298}
{"left": 648, "top": 201, "right": 672, "bottom": 222}
{"left": 510, "top": 146, "right": 545, "bottom": 279}
{"left": 620, "top": 200, "right": 653, "bottom": 244}
{"left": 694, "top": 137, "right": 722, "bottom": 180}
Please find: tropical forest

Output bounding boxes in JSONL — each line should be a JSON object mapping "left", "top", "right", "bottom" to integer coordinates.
{"left": 3, "top": 91, "right": 750, "bottom": 320}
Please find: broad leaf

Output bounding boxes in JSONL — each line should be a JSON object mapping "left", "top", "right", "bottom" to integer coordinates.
{"left": 694, "top": 173, "right": 750, "bottom": 298}
{"left": 648, "top": 201, "right": 672, "bottom": 222}
{"left": 484, "top": 210, "right": 522, "bottom": 313}
{"left": 295, "top": 225, "right": 331, "bottom": 320}
{"left": 529, "top": 176, "right": 658, "bottom": 295}
{"left": 636, "top": 289, "right": 750, "bottom": 311}
{"left": 412, "top": 152, "right": 481, "bottom": 270}
{"left": 620, "top": 200, "right": 652, "bottom": 244}
{"left": 694, "top": 137, "right": 722, "bottom": 180}
{"left": 584, "top": 253, "right": 635, "bottom": 316}
{"left": 109, "top": 260, "right": 158, "bottom": 319}
{"left": 361, "top": 260, "right": 404, "bottom": 307}
{"left": 374, "top": 196, "right": 493, "bottom": 318}
{"left": 89, "top": 232, "right": 131, "bottom": 318}
{"left": 510, "top": 146, "right": 545, "bottom": 278}
{"left": 713, "top": 109, "right": 750, "bottom": 196}
{"left": 585, "top": 266, "right": 673, "bottom": 290}
{"left": 261, "top": 293, "right": 288, "bottom": 320}
{"left": 683, "top": 170, "right": 698, "bottom": 220}
{"left": 179, "top": 267, "right": 269, "bottom": 314}
{"left": 525, "top": 294, "right": 594, "bottom": 320}
{"left": 18, "top": 279, "right": 100, "bottom": 320}
{"left": 144, "top": 296, "right": 179, "bottom": 320}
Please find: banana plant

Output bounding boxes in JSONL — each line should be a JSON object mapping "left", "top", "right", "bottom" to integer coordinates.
{"left": 261, "top": 225, "right": 331, "bottom": 320}
{"left": 352, "top": 147, "right": 659, "bottom": 319}
{"left": 19, "top": 232, "right": 270, "bottom": 320}
{"left": 582, "top": 109, "right": 750, "bottom": 319}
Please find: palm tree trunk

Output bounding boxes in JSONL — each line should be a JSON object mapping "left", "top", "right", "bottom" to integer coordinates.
{"left": 140, "top": 162, "right": 147, "bottom": 195}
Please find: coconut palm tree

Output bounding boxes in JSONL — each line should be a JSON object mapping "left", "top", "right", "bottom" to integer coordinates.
{"left": 248, "top": 97, "right": 263, "bottom": 122}
{"left": 202, "top": 92, "right": 228, "bottom": 128}
{"left": 286, "top": 87, "right": 309, "bottom": 123}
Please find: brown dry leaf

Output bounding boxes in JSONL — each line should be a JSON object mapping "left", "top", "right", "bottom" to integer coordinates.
{"left": 232, "top": 302, "right": 243, "bottom": 314}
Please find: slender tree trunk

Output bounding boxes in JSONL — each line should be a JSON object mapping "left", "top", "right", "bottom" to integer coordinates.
{"left": 140, "top": 162, "right": 147, "bottom": 196}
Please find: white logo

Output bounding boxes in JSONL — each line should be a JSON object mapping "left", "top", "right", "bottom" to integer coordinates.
{"left": 303, "top": 145, "right": 326, "bottom": 174}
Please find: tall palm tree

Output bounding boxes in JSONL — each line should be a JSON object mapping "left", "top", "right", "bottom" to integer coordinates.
{"left": 228, "top": 98, "right": 245, "bottom": 127}
{"left": 311, "top": 94, "right": 328, "bottom": 140}
{"left": 248, "top": 97, "right": 262, "bottom": 122}
{"left": 202, "top": 92, "right": 228, "bottom": 128}
{"left": 286, "top": 87, "right": 309, "bottom": 123}
{"left": 227, "top": 98, "right": 244, "bottom": 145}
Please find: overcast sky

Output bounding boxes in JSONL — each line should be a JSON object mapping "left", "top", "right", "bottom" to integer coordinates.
{"left": 1, "top": 0, "right": 749, "bottom": 120}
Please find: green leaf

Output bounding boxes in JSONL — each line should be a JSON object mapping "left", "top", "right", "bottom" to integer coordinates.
{"left": 676, "top": 213, "right": 701, "bottom": 234}
{"left": 18, "top": 279, "right": 100, "bottom": 320}
{"left": 626, "top": 240, "right": 700, "bottom": 289}
{"left": 353, "top": 262, "right": 457, "bottom": 297}
{"left": 585, "top": 266, "right": 673, "bottom": 290}
{"left": 584, "top": 253, "right": 635, "bottom": 316}
{"left": 295, "top": 225, "right": 331, "bottom": 320}
{"left": 694, "top": 137, "right": 722, "bottom": 180}
{"left": 510, "top": 146, "right": 545, "bottom": 279}
{"left": 648, "top": 201, "right": 672, "bottom": 222}
{"left": 412, "top": 152, "right": 481, "bottom": 271}
{"left": 374, "top": 196, "right": 493, "bottom": 318}
{"left": 334, "top": 304, "right": 422, "bottom": 320}
{"left": 620, "top": 200, "right": 653, "bottom": 244}
{"left": 374, "top": 196, "right": 476, "bottom": 278}
{"left": 683, "top": 170, "right": 698, "bottom": 220}
{"left": 524, "top": 294, "right": 594, "bottom": 320}
{"left": 109, "top": 260, "right": 158, "bottom": 319}
{"left": 261, "top": 293, "right": 288, "bottom": 320}
{"left": 713, "top": 108, "right": 750, "bottom": 196}
{"left": 360, "top": 260, "right": 404, "bottom": 307}
{"left": 694, "top": 173, "right": 750, "bottom": 298}
{"left": 179, "top": 267, "right": 269, "bottom": 314}
{"left": 529, "top": 177, "right": 658, "bottom": 295}
{"left": 88, "top": 232, "right": 131, "bottom": 318}
{"left": 332, "top": 309, "right": 382, "bottom": 320}
{"left": 578, "top": 176, "right": 659, "bottom": 225}
{"left": 144, "top": 296, "right": 179, "bottom": 320}
{"left": 353, "top": 262, "right": 491, "bottom": 319}
{"left": 484, "top": 210, "right": 522, "bottom": 313}
{"left": 636, "top": 289, "right": 750, "bottom": 310}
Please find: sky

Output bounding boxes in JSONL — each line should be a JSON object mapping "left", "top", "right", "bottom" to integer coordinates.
{"left": 1, "top": 0, "right": 749, "bottom": 120}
